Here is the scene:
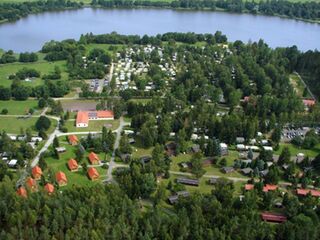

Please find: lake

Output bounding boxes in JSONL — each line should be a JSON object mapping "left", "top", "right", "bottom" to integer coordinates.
{"left": 0, "top": 7, "right": 319, "bottom": 52}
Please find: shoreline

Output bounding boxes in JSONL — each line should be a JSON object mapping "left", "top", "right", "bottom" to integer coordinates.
{"left": 0, "top": 5, "right": 319, "bottom": 25}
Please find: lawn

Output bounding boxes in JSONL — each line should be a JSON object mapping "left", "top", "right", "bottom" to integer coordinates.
{"left": 42, "top": 141, "right": 107, "bottom": 189}
{"left": 0, "top": 99, "right": 39, "bottom": 115}
{"left": 85, "top": 43, "right": 125, "bottom": 55}
{"left": 275, "top": 143, "right": 320, "bottom": 158}
{"left": 64, "top": 119, "right": 120, "bottom": 132}
{"left": 289, "top": 73, "right": 311, "bottom": 98}
{"left": 129, "top": 98, "right": 152, "bottom": 105}
{"left": 0, "top": 116, "right": 56, "bottom": 134}
{"left": 0, "top": 60, "right": 68, "bottom": 87}
{"left": 170, "top": 151, "right": 247, "bottom": 179}
{"left": 132, "top": 145, "right": 154, "bottom": 159}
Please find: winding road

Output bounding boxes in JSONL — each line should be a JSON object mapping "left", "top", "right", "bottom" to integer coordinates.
{"left": 106, "top": 116, "right": 130, "bottom": 182}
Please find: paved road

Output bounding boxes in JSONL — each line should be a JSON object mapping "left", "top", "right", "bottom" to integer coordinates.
{"left": 97, "top": 62, "right": 114, "bottom": 93}
{"left": 106, "top": 117, "right": 130, "bottom": 182}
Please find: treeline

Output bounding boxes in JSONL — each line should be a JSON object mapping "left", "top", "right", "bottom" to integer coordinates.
{"left": 0, "top": 51, "right": 38, "bottom": 64}
{"left": 92, "top": 0, "right": 320, "bottom": 22}
{"left": 80, "top": 31, "right": 227, "bottom": 45}
{"left": 0, "top": 80, "right": 69, "bottom": 101}
{"left": 0, "top": 0, "right": 82, "bottom": 22}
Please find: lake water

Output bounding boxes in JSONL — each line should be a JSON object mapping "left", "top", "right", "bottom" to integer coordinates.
{"left": 0, "top": 7, "right": 319, "bottom": 52}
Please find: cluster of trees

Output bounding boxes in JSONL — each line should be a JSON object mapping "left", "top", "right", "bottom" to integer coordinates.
{"left": 80, "top": 31, "right": 227, "bottom": 45}
{"left": 9, "top": 68, "right": 40, "bottom": 80}
{"left": 0, "top": 0, "right": 82, "bottom": 22}
{"left": 0, "top": 132, "right": 35, "bottom": 168}
{"left": 18, "top": 52, "right": 38, "bottom": 62}
{"left": 0, "top": 79, "right": 69, "bottom": 101}
{"left": 93, "top": 0, "right": 320, "bottom": 21}
{"left": 0, "top": 51, "right": 39, "bottom": 64}
{"left": 42, "top": 40, "right": 111, "bottom": 79}
{"left": 79, "top": 127, "right": 115, "bottom": 155}
{"left": 295, "top": 50, "right": 320, "bottom": 99}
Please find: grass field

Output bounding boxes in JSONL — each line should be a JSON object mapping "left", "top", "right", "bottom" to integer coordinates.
{"left": 43, "top": 142, "right": 107, "bottom": 189}
{"left": 0, "top": 116, "right": 56, "bottom": 134}
{"left": 275, "top": 143, "right": 320, "bottom": 158}
{"left": 0, "top": 60, "right": 68, "bottom": 88}
{"left": 289, "top": 73, "right": 312, "bottom": 98}
{"left": 65, "top": 119, "right": 119, "bottom": 132}
{"left": 0, "top": 99, "right": 39, "bottom": 115}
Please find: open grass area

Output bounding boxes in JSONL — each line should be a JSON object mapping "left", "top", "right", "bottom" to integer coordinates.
{"left": 0, "top": 99, "right": 39, "bottom": 115}
{"left": 85, "top": 43, "right": 125, "bottom": 55}
{"left": 0, "top": 116, "right": 56, "bottom": 134}
{"left": 170, "top": 151, "right": 247, "bottom": 179}
{"left": 43, "top": 142, "right": 107, "bottom": 189}
{"left": 64, "top": 119, "right": 119, "bottom": 132}
{"left": 289, "top": 73, "right": 311, "bottom": 98}
{"left": 132, "top": 145, "right": 154, "bottom": 159}
{"left": 275, "top": 143, "right": 320, "bottom": 158}
{"left": 129, "top": 98, "right": 152, "bottom": 105}
{"left": 0, "top": 60, "right": 68, "bottom": 88}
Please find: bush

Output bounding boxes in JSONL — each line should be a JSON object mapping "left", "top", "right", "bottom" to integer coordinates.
{"left": 1, "top": 109, "right": 8, "bottom": 115}
{"left": 35, "top": 116, "right": 51, "bottom": 131}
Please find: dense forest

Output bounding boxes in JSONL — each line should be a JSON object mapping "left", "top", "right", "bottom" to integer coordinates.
{"left": 1, "top": 176, "right": 320, "bottom": 239}
{"left": 92, "top": 0, "right": 320, "bottom": 22}
{"left": 0, "top": 0, "right": 319, "bottom": 23}
{"left": 0, "top": 0, "right": 82, "bottom": 22}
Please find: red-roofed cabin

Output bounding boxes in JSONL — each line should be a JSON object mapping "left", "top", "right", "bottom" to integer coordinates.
{"left": 261, "top": 212, "right": 287, "bottom": 223}
{"left": 297, "top": 189, "right": 320, "bottom": 197}
{"left": 44, "top": 183, "right": 55, "bottom": 195}
{"left": 32, "top": 166, "right": 42, "bottom": 180}
{"left": 96, "top": 110, "right": 114, "bottom": 119}
{"left": 245, "top": 184, "right": 254, "bottom": 191}
{"left": 16, "top": 187, "right": 27, "bottom": 198}
{"left": 88, "top": 152, "right": 100, "bottom": 165}
{"left": 26, "top": 177, "right": 37, "bottom": 192}
{"left": 263, "top": 184, "right": 278, "bottom": 192}
{"left": 297, "top": 188, "right": 309, "bottom": 196}
{"left": 56, "top": 171, "right": 67, "bottom": 186}
{"left": 310, "top": 190, "right": 320, "bottom": 197}
{"left": 76, "top": 111, "right": 89, "bottom": 128}
{"left": 243, "top": 96, "right": 250, "bottom": 102}
{"left": 68, "top": 135, "right": 79, "bottom": 145}
{"left": 303, "top": 99, "right": 316, "bottom": 107}
{"left": 88, "top": 167, "right": 99, "bottom": 181}
{"left": 68, "top": 158, "right": 79, "bottom": 172}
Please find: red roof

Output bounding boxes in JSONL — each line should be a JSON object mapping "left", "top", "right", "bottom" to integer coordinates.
{"left": 32, "top": 166, "right": 42, "bottom": 179}
{"left": 55, "top": 171, "right": 67, "bottom": 185}
{"left": 68, "top": 135, "right": 79, "bottom": 144}
{"left": 88, "top": 152, "right": 100, "bottom": 164}
{"left": 88, "top": 167, "right": 99, "bottom": 180}
{"left": 303, "top": 99, "right": 316, "bottom": 107}
{"left": 16, "top": 187, "right": 27, "bottom": 198}
{"left": 263, "top": 184, "right": 278, "bottom": 192}
{"left": 26, "top": 177, "right": 37, "bottom": 190}
{"left": 44, "top": 183, "right": 54, "bottom": 194}
{"left": 68, "top": 158, "right": 78, "bottom": 171}
{"left": 76, "top": 111, "right": 89, "bottom": 125}
{"left": 297, "top": 188, "right": 320, "bottom": 197}
{"left": 245, "top": 184, "right": 254, "bottom": 191}
{"left": 261, "top": 212, "right": 287, "bottom": 223}
{"left": 297, "top": 188, "right": 309, "bottom": 196}
{"left": 310, "top": 190, "right": 320, "bottom": 197}
{"left": 97, "top": 110, "right": 114, "bottom": 118}
{"left": 243, "top": 96, "right": 250, "bottom": 102}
